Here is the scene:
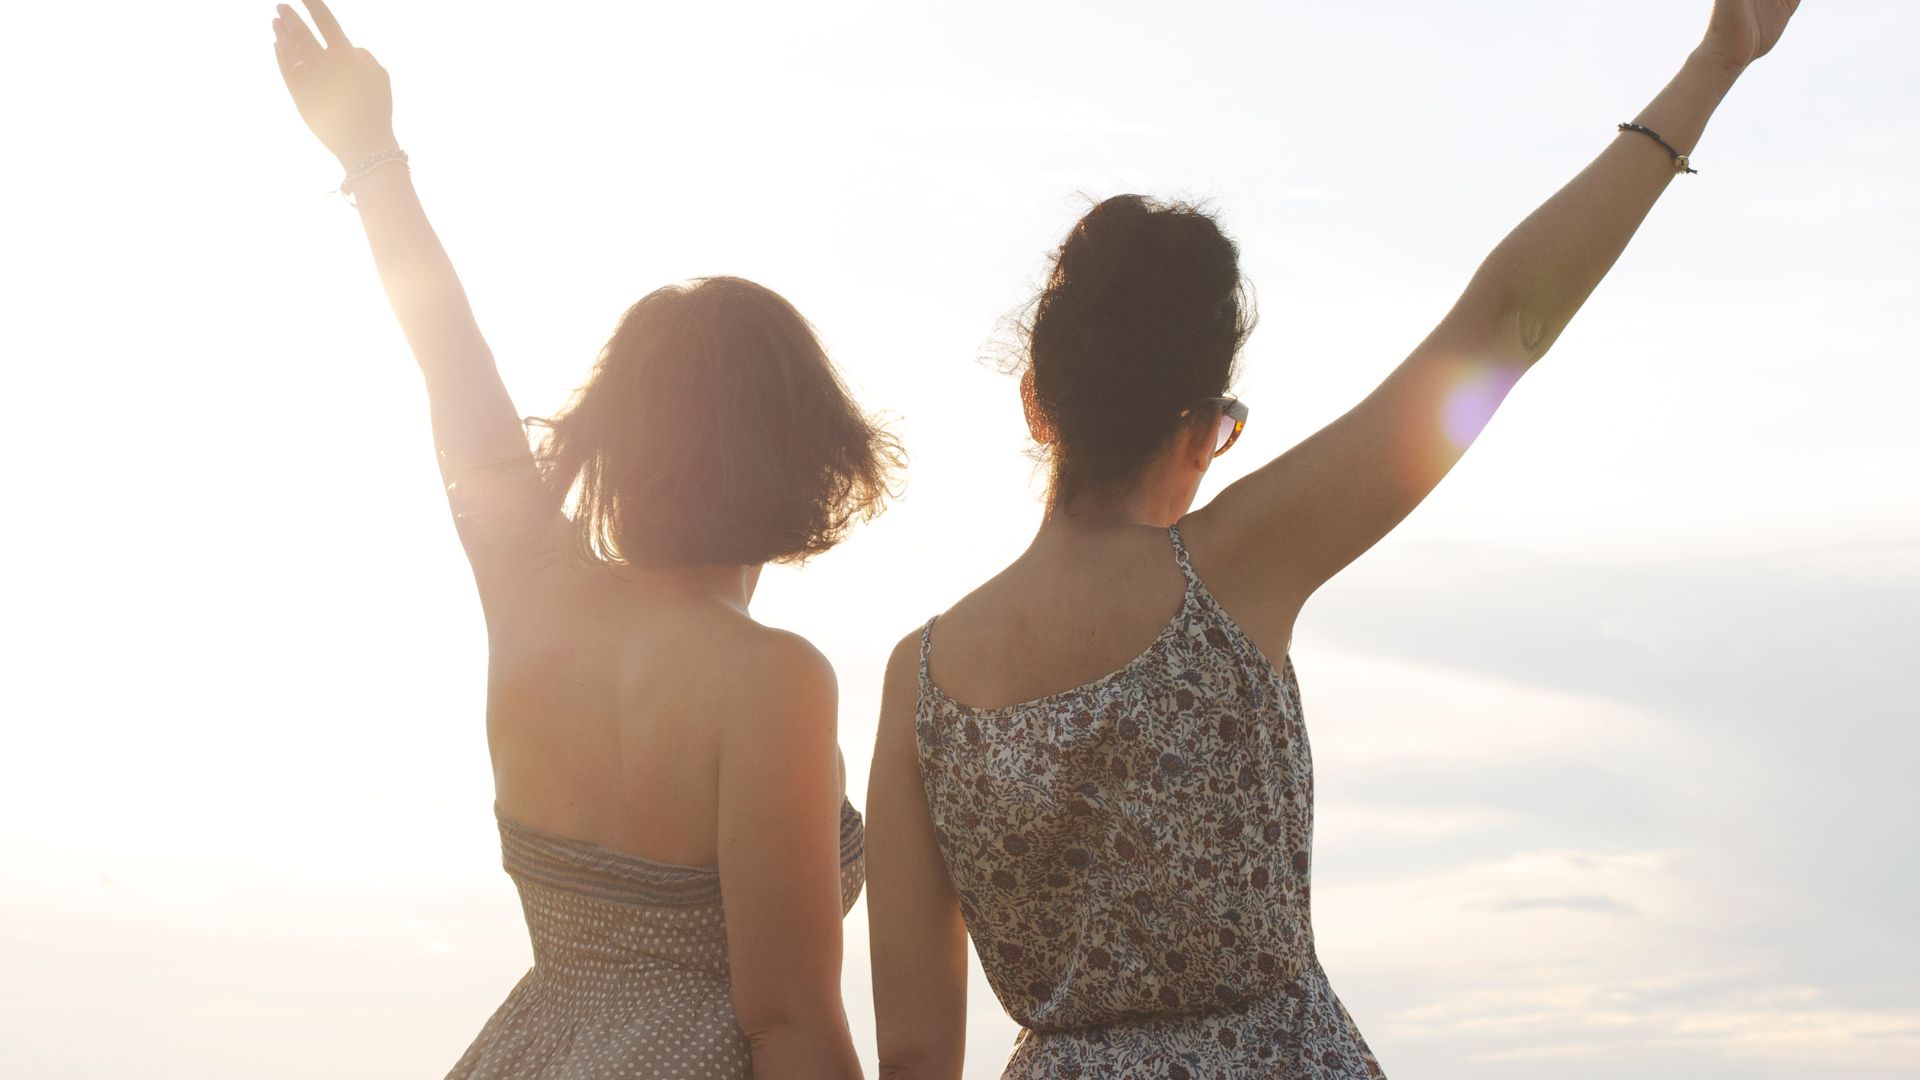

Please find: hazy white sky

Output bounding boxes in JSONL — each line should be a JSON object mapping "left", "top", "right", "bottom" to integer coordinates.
{"left": 2, "top": 1, "right": 1915, "bottom": 1077}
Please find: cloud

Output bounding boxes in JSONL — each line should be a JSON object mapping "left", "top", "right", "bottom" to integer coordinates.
{"left": 1667, "top": 997, "right": 1920, "bottom": 1066}
{"left": 1285, "top": 543, "right": 1920, "bottom": 1078}
{"left": 1304, "top": 543, "right": 1919, "bottom": 968}
{"left": 1398, "top": 978, "right": 1920, "bottom": 1075}
{"left": 1490, "top": 894, "right": 1637, "bottom": 915}
{"left": 1315, "top": 801, "right": 1515, "bottom": 850}
{"left": 1465, "top": 1041, "right": 1610, "bottom": 1063}
{"left": 1299, "top": 648, "right": 1672, "bottom": 775}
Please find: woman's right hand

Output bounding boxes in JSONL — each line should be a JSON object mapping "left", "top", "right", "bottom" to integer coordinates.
{"left": 1700, "top": 0, "right": 1802, "bottom": 74}
{"left": 272, "top": 0, "right": 397, "bottom": 164}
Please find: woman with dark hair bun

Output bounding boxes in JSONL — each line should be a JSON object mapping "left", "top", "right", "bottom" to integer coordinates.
{"left": 271, "top": 2, "right": 889, "bottom": 1076}
{"left": 868, "top": 2, "right": 1798, "bottom": 1076}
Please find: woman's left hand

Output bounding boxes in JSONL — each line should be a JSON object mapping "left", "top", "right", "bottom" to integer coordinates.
{"left": 272, "top": 0, "right": 397, "bottom": 164}
{"left": 1700, "top": 0, "right": 1802, "bottom": 73}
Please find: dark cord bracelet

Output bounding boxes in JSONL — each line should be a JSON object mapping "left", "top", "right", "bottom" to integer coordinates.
{"left": 1619, "top": 122, "right": 1698, "bottom": 175}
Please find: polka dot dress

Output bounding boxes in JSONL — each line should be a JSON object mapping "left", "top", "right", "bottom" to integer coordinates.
{"left": 914, "top": 525, "right": 1384, "bottom": 1078}
{"left": 447, "top": 801, "right": 865, "bottom": 1078}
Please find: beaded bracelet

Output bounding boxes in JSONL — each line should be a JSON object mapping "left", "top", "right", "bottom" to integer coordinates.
{"left": 339, "top": 148, "right": 410, "bottom": 197}
{"left": 1618, "top": 122, "right": 1697, "bottom": 175}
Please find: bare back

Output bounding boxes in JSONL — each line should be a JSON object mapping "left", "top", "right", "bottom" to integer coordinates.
{"left": 924, "top": 517, "right": 1292, "bottom": 712}
{"left": 484, "top": 561, "right": 837, "bottom": 868}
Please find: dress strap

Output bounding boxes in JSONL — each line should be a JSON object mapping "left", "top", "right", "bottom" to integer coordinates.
{"left": 1168, "top": 522, "right": 1200, "bottom": 584}
{"left": 916, "top": 615, "right": 939, "bottom": 689}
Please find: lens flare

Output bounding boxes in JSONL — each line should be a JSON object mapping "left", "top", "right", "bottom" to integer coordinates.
{"left": 1442, "top": 364, "right": 1524, "bottom": 452}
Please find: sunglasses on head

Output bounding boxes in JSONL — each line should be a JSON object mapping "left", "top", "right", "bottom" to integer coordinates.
{"left": 1179, "top": 396, "right": 1250, "bottom": 458}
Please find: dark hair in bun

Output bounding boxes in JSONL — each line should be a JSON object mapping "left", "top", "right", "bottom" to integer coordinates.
{"left": 1020, "top": 195, "right": 1254, "bottom": 504}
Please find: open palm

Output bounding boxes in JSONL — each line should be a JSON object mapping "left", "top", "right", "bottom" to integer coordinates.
{"left": 271, "top": 0, "right": 395, "bottom": 163}
{"left": 1705, "top": 0, "right": 1802, "bottom": 69}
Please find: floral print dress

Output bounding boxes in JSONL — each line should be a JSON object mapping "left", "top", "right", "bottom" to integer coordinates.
{"left": 915, "top": 525, "right": 1384, "bottom": 1079}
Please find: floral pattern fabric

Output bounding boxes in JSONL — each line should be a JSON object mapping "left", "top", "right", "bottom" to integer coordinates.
{"left": 915, "top": 525, "right": 1384, "bottom": 1079}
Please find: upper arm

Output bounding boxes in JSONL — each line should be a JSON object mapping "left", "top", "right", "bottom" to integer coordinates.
{"left": 715, "top": 635, "right": 862, "bottom": 1067}
{"left": 1194, "top": 298, "right": 1534, "bottom": 609}
{"left": 1196, "top": 43, "right": 1734, "bottom": 612}
{"left": 345, "top": 170, "right": 567, "bottom": 597}
{"left": 868, "top": 633, "right": 968, "bottom": 1079}
{"left": 424, "top": 355, "right": 568, "bottom": 595}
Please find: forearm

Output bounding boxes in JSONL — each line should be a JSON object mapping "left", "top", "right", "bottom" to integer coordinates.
{"left": 344, "top": 157, "right": 493, "bottom": 380}
{"left": 343, "top": 156, "right": 539, "bottom": 495}
{"left": 745, "top": 1018, "right": 865, "bottom": 1080}
{"left": 1455, "top": 48, "right": 1744, "bottom": 364}
{"left": 876, "top": 1046, "right": 964, "bottom": 1080}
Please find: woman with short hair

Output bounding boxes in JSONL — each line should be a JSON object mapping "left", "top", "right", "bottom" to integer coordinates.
{"left": 271, "top": 2, "right": 893, "bottom": 1075}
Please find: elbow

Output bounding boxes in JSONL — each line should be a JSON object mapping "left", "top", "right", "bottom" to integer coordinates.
{"left": 877, "top": 1057, "right": 955, "bottom": 1080}
{"left": 737, "top": 1008, "right": 846, "bottom": 1045}
{"left": 1462, "top": 257, "right": 1560, "bottom": 368}
{"left": 876, "top": 1038, "right": 963, "bottom": 1080}
{"left": 1443, "top": 270, "right": 1559, "bottom": 372}
{"left": 741, "top": 1016, "right": 863, "bottom": 1079}
{"left": 1513, "top": 305, "right": 1551, "bottom": 365}
{"left": 1510, "top": 303, "right": 1559, "bottom": 368}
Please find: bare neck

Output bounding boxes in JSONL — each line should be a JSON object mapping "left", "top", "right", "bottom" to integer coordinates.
{"left": 1040, "top": 468, "right": 1196, "bottom": 540}
{"left": 604, "top": 560, "right": 763, "bottom": 613}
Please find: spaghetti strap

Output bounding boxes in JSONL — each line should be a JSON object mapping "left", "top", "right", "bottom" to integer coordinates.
{"left": 1167, "top": 522, "right": 1199, "bottom": 584}
{"left": 917, "top": 616, "right": 938, "bottom": 688}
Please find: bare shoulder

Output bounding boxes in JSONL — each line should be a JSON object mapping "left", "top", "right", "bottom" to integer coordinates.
{"left": 719, "top": 624, "right": 840, "bottom": 729}
{"left": 1175, "top": 502, "right": 1306, "bottom": 659}
{"left": 705, "top": 624, "right": 847, "bottom": 810}
{"left": 1174, "top": 501, "right": 1236, "bottom": 572}
{"left": 871, "top": 624, "right": 934, "bottom": 790}
{"left": 743, "top": 624, "right": 838, "bottom": 687}
{"left": 917, "top": 562, "right": 1027, "bottom": 654}
{"left": 882, "top": 625, "right": 927, "bottom": 710}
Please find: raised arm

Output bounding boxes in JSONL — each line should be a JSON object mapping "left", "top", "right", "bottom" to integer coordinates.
{"left": 272, "top": 1, "right": 561, "bottom": 594}
{"left": 1189, "top": 0, "right": 1800, "bottom": 614}
{"left": 868, "top": 634, "right": 969, "bottom": 1080}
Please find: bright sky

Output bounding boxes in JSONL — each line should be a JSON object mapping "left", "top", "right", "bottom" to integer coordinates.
{"left": 2, "top": 1, "right": 1916, "bottom": 1077}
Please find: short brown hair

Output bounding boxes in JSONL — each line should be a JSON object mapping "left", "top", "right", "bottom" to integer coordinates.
{"left": 534, "top": 277, "right": 901, "bottom": 567}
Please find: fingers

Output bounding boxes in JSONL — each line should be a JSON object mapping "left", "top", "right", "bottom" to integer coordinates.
{"left": 275, "top": 4, "right": 323, "bottom": 58}
{"left": 302, "top": 0, "right": 354, "bottom": 51}
{"left": 272, "top": 29, "right": 297, "bottom": 76}
{"left": 272, "top": 17, "right": 311, "bottom": 85}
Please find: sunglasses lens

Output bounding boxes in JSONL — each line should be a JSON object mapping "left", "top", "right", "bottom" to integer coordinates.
{"left": 1215, "top": 414, "right": 1239, "bottom": 455}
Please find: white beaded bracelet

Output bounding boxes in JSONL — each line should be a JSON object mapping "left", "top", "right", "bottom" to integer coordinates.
{"left": 339, "top": 148, "right": 410, "bottom": 197}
